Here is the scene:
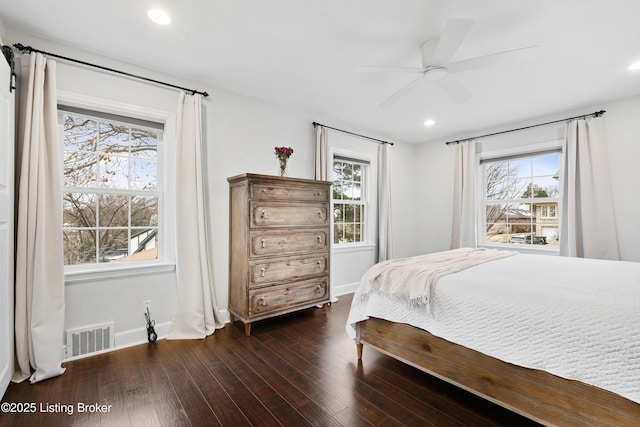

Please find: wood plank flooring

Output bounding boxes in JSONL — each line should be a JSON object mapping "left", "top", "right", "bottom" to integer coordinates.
{"left": 0, "top": 293, "right": 540, "bottom": 426}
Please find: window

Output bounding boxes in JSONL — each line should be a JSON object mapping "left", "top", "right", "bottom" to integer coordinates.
{"left": 332, "top": 155, "right": 368, "bottom": 245}
{"left": 482, "top": 149, "right": 561, "bottom": 248}
{"left": 60, "top": 107, "right": 163, "bottom": 268}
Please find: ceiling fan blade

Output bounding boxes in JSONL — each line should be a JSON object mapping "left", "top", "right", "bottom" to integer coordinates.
{"left": 433, "top": 18, "right": 475, "bottom": 65}
{"left": 447, "top": 46, "right": 538, "bottom": 73}
{"left": 379, "top": 75, "right": 424, "bottom": 107}
{"left": 357, "top": 65, "right": 424, "bottom": 74}
{"left": 437, "top": 75, "right": 472, "bottom": 104}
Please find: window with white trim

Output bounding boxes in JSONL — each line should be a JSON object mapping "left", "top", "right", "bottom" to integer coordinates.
{"left": 332, "top": 155, "right": 369, "bottom": 245}
{"left": 482, "top": 148, "right": 561, "bottom": 249}
{"left": 60, "top": 106, "right": 163, "bottom": 268}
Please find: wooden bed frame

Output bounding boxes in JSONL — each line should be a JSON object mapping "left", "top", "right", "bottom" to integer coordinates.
{"left": 355, "top": 318, "right": 640, "bottom": 426}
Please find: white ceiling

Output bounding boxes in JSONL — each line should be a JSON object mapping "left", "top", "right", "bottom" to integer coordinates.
{"left": 1, "top": 0, "right": 640, "bottom": 144}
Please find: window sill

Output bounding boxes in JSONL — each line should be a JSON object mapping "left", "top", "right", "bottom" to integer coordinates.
{"left": 65, "top": 263, "right": 176, "bottom": 284}
{"left": 480, "top": 243, "right": 559, "bottom": 256}
{"left": 332, "top": 243, "right": 376, "bottom": 254}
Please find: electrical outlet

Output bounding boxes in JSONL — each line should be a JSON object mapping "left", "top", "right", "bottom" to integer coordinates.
{"left": 142, "top": 300, "right": 152, "bottom": 315}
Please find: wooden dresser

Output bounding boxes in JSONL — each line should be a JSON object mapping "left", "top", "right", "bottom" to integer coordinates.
{"left": 227, "top": 173, "right": 332, "bottom": 336}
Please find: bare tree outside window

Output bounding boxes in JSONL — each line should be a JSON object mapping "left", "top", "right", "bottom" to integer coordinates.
{"left": 62, "top": 112, "right": 160, "bottom": 266}
{"left": 483, "top": 153, "right": 560, "bottom": 247}
{"left": 332, "top": 159, "right": 366, "bottom": 244}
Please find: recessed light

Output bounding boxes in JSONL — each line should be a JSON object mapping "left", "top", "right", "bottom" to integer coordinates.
{"left": 424, "top": 119, "right": 436, "bottom": 127}
{"left": 629, "top": 61, "right": 640, "bottom": 71}
{"left": 147, "top": 8, "right": 171, "bottom": 25}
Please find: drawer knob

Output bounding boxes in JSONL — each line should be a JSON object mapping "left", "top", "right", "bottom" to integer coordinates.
{"left": 316, "top": 235, "right": 321, "bottom": 243}
{"left": 260, "top": 297, "right": 266, "bottom": 306}
{"left": 316, "top": 260, "right": 321, "bottom": 266}
{"left": 262, "top": 188, "right": 267, "bottom": 192}
{"left": 261, "top": 210, "right": 268, "bottom": 219}
{"left": 260, "top": 267, "right": 266, "bottom": 277}
{"left": 317, "top": 210, "right": 323, "bottom": 218}
{"left": 316, "top": 284, "right": 322, "bottom": 293}
{"left": 261, "top": 238, "right": 266, "bottom": 248}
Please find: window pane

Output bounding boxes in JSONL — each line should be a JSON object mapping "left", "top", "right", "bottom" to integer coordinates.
{"left": 353, "top": 224, "right": 362, "bottom": 242}
{"left": 98, "top": 194, "right": 129, "bottom": 227}
{"left": 485, "top": 161, "right": 512, "bottom": 200}
{"left": 532, "top": 154, "right": 559, "bottom": 176}
{"left": 510, "top": 158, "right": 530, "bottom": 179}
{"left": 353, "top": 164, "right": 361, "bottom": 182}
{"left": 129, "top": 229, "right": 158, "bottom": 261}
{"left": 532, "top": 176, "right": 558, "bottom": 197}
{"left": 334, "top": 224, "right": 344, "bottom": 244}
{"left": 99, "top": 229, "right": 128, "bottom": 262}
{"left": 64, "top": 151, "right": 98, "bottom": 187}
{"left": 130, "top": 128, "right": 158, "bottom": 161}
{"left": 515, "top": 179, "right": 531, "bottom": 198}
{"left": 510, "top": 223, "right": 532, "bottom": 236}
{"left": 354, "top": 205, "right": 362, "bottom": 222}
{"left": 64, "top": 115, "right": 97, "bottom": 151}
{"left": 99, "top": 155, "right": 129, "bottom": 188}
{"left": 98, "top": 122, "right": 129, "bottom": 153}
{"left": 63, "top": 229, "right": 96, "bottom": 265}
{"left": 508, "top": 203, "right": 533, "bottom": 222}
{"left": 64, "top": 192, "right": 97, "bottom": 228}
{"left": 486, "top": 203, "right": 508, "bottom": 223}
{"left": 486, "top": 222, "right": 507, "bottom": 243}
{"left": 344, "top": 204, "right": 354, "bottom": 222}
{"left": 351, "top": 183, "right": 361, "bottom": 201}
{"left": 130, "top": 158, "right": 157, "bottom": 190}
{"left": 131, "top": 196, "right": 158, "bottom": 227}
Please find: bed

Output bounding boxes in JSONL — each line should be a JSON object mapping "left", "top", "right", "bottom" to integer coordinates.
{"left": 346, "top": 248, "right": 640, "bottom": 426}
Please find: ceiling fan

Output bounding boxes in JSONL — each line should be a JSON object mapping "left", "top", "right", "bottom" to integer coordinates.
{"left": 359, "top": 19, "right": 538, "bottom": 107}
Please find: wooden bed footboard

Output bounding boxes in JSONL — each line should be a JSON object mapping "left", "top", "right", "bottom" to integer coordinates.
{"left": 355, "top": 318, "right": 640, "bottom": 426}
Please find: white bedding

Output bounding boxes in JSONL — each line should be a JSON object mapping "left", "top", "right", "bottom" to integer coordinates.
{"left": 346, "top": 252, "right": 640, "bottom": 404}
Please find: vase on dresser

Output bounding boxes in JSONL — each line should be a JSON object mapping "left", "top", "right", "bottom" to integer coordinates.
{"left": 278, "top": 158, "right": 288, "bottom": 176}
{"left": 227, "top": 173, "right": 332, "bottom": 336}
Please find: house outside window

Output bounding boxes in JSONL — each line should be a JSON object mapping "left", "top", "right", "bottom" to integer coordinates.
{"left": 481, "top": 147, "right": 561, "bottom": 249}
{"left": 332, "top": 155, "right": 369, "bottom": 245}
{"left": 60, "top": 107, "right": 163, "bottom": 269}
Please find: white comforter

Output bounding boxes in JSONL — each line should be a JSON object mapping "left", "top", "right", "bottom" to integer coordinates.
{"left": 346, "top": 253, "right": 640, "bottom": 404}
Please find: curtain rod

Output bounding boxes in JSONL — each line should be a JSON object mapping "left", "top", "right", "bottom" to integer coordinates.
{"left": 13, "top": 43, "right": 209, "bottom": 97}
{"left": 313, "top": 122, "right": 394, "bottom": 146}
{"left": 445, "top": 110, "right": 606, "bottom": 145}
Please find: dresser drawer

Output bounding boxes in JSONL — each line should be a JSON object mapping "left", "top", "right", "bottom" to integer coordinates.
{"left": 251, "top": 202, "right": 328, "bottom": 228}
{"left": 250, "top": 181, "right": 330, "bottom": 202}
{"left": 250, "top": 254, "right": 328, "bottom": 287}
{"left": 249, "top": 279, "right": 328, "bottom": 316}
{"left": 250, "top": 229, "right": 328, "bottom": 257}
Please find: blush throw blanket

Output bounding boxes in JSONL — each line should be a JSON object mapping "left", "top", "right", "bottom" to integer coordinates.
{"left": 357, "top": 247, "right": 515, "bottom": 306}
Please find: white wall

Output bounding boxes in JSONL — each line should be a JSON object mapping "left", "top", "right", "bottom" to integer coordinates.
{"left": 5, "top": 32, "right": 420, "bottom": 354}
{"left": 416, "top": 95, "right": 640, "bottom": 262}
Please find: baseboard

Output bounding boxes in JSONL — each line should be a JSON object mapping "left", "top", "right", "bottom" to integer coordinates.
{"left": 332, "top": 282, "right": 359, "bottom": 297}
{"left": 61, "top": 299, "right": 347, "bottom": 362}
{"left": 62, "top": 321, "right": 171, "bottom": 362}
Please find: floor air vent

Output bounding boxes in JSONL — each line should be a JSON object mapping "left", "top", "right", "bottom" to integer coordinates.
{"left": 66, "top": 322, "right": 115, "bottom": 359}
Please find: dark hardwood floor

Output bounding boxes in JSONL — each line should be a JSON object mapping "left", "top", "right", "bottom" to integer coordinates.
{"left": 0, "top": 293, "right": 540, "bottom": 426}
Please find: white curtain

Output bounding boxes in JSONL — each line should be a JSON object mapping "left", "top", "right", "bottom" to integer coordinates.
{"left": 377, "top": 143, "right": 393, "bottom": 262}
{"left": 314, "top": 125, "right": 328, "bottom": 180}
{"left": 560, "top": 117, "right": 619, "bottom": 260}
{"left": 13, "top": 53, "right": 65, "bottom": 383}
{"left": 168, "top": 92, "right": 224, "bottom": 339}
{"left": 451, "top": 139, "right": 478, "bottom": 249}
